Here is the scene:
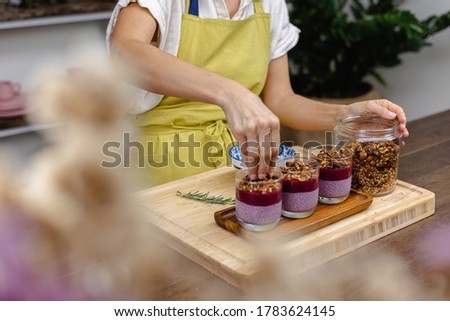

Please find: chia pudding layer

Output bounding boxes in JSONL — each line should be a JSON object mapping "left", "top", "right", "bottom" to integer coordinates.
{"left": 282, "top": 189, "right": 319, "bottom": 213}
{"left": 235, "top": 198, "right": 282, "bottom": 225}
{"left": 319, "top": 177, "right": 352, "bottom": 198}
{"left": 319, "top": 167, "right": 352, "bottom": 198}
{"left": 235, "top": 174, "right": 282, "bottom": 228}
{"left": 282, "top": 178, "right": 319, "bottom": 213}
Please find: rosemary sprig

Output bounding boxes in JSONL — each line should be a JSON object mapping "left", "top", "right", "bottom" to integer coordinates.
{"left": 176, "top": 190, "right": 235, "bottom": 205}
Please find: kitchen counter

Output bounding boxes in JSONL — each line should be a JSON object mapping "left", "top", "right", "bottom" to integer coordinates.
{"left": 141, "top": 109, "right": 450, "bottom": 300}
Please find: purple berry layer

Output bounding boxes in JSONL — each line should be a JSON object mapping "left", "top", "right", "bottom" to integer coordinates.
{"left": 282, "top": 178, "right": 318, "bottom": 193}
{"left": 235, "top": 200, "right": 282, "bottom": 225}
{"left": 319, "top": 177, "right": 351, "bottom": 198}
{"left": 236, "top": 189, "right": 282, "bottom": 207}
{"left": 282, "top": 188, "right": 319, "bottom": 213}
{"left": 320, "top": 167, "right": 352, "bottom": 181}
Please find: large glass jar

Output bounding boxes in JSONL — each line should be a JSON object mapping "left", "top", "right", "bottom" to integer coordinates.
{"left": 334, "top": 114, "right": 402, "bottom": 196}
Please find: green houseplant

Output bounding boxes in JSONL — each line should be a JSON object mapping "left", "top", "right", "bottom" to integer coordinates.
{"left": 286, "top": 0, "right": 450, "bottom": 99}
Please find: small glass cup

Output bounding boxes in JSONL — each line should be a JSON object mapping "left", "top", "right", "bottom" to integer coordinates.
{"left": 235, "top": 169, "right": 282, "bottom": 232}
{"left": 280, "top": 157, "right": 319, "bottom": 218}
{"left": 309, "top": 145, "right": 353, "bottom": 204}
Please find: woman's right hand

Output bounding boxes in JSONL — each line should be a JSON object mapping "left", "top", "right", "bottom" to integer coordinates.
{"left": 220, "top": 83, "right": 280, "bottom": 180}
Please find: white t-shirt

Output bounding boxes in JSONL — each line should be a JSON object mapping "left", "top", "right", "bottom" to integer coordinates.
{"left": 106, "top": 0, "right": 300, "bottom": 114}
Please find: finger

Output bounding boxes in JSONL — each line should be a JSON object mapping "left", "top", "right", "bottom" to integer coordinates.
{"left": 383, "top": 101, "right": 409, "bottom": 138}
{"left": 256, "top": 128, "right": 271, "bottom": 179}
{"left": 231, "top": 124, "right": 247, "bottom": 168}
{"left": 370, "top": 100, "right": 409, "bottom": 138}
{"left": 268, "top": 122, "right": 281, "bottom": 174}
{"left": 376, "top": 99, "right": 407, "bottom": 124}
{"left": 241, "top": 132, "right": 259, "bottom": 180}
{"left": 366, "top": 100, "right": 398, "bottom": 120}
{"left": 399, "top": 123, "right": 409, "bottom": 138}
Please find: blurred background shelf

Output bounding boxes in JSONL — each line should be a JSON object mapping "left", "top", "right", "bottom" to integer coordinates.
{"left": 0, "top": 123, "right": 55, "bottom": 138}
{"left": 0, "top": 11, "right": 112, "bottom": 30}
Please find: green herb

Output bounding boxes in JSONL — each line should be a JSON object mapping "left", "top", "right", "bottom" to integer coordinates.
{"left": 176, "top": 190, "right": 235, "bottom": 205}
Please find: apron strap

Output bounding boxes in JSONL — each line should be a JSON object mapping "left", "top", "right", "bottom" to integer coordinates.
{"left": 253, "top": 0, "right": 264, "bottom": 14}
{"left": 187, "top": 0, "right": 199, "bottom": 16}
{"left": 187, "top": 0, "right": 264, "bottom": 17}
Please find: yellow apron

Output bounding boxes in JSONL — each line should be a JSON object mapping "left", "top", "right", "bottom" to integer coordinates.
{"left": 134, "top": 0, "right": 270, "bottom": 186}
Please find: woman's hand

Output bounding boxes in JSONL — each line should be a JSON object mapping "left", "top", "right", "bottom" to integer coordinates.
{"left": 220, "top": 83, "right": 280, "bottom": 180}
{"left": 347, "top": 99, "right": 409, "bottom": 138}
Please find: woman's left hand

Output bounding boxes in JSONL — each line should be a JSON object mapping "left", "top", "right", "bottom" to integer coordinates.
{"left": 347, "top": 99, "right": 409, "bottom": 138}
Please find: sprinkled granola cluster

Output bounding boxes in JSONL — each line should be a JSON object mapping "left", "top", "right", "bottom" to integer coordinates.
{"left": 238, "top": 173, "right": 282, "bottom": 193}
{"left": 311, "top": 149, "right": 351, "bottom": 169}
{"left": 280, "top": 160, "right": 318, "bottom": 181}
{"left": 348, "top": 140, "right": 400, "bottom": 195}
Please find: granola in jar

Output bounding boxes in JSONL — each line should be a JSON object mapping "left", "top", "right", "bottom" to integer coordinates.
{"left": 334, "top": 114, "right": 402, "bottom": 196}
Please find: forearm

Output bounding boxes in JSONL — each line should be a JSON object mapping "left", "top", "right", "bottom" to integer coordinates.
{"left": 111, "top": 38, "right": 244, "bottom": 108}
{"left": 269, "top": 93, "right": 348, "bottom": 131}
{"left": 262, "top": 55, "right": 349, "bottom": 131}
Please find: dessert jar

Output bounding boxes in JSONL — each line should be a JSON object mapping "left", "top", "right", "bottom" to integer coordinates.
{"left": 235, "top": 169, "right": 282, "bottom": 232}
{"left": 334, "top": 114, "right": 402, "bottom": 196}
{"left": 309, "top": 145, "right": 353, "bottom": 204}
{"left": 280, "top": 158, "right": 319, "bottom": 218}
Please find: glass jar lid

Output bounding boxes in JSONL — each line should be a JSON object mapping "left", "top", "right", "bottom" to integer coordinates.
{"left": 336, "top": 113, "right": 402, "bottom": 141}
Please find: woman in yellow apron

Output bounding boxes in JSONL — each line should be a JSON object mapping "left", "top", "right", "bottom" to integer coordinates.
{"left": 109, "top": 0, "right": 408, "bottom": 187}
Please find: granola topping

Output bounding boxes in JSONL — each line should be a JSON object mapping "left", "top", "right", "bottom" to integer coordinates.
{"left": 280, "top": 160, "right": 318, "bottom": 182}
{"left": 238, "top": 173, "right": 282, "bottom": 193}
{"left": 311, "top": 149, "right": 351, "bottom": 169}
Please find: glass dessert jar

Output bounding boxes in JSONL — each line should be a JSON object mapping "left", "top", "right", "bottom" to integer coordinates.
{"left": 309, "top": 145, "right": 353, "bottom": 204}
{"left": 280, "top": 158, "right": 319, "bottom": 218}
{"left": 235, "top": 169, "right": 282, "bottom": 232}
{"left": 334, "top": 114, "right": 402, "bottom": 196}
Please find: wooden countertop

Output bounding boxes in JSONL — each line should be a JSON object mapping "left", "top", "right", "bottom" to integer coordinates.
{"left": 142, "top": 109, "right": 450, "bottom": 300}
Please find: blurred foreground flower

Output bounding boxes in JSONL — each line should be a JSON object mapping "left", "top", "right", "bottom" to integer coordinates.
{"left": 0, "top": 68, "right": 165, "bottom": 300}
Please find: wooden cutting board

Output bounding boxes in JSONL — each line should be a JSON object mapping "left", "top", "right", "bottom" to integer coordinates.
{"left": 135, "top": 166, "right": 435, "bottom": 290}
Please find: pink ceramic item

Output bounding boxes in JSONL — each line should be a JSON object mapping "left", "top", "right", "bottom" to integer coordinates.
{"left": 0, "top": 94, "right": 25, "bottom": 111}
{"left": 0, "top": 81, "right": 26, "bottom": 118}
{"left": 0, "top": 81, "right": 21, "bottom": 102}
{"left": 0, "top": 107, "right": 26, "bottom": 118}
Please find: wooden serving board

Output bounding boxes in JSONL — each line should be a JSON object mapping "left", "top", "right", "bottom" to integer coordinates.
{"left": 214, "top": 191, "right": 373, "bottom": 243}
{"left": 135, "top": 166, "right": 435, "bottom": 290}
